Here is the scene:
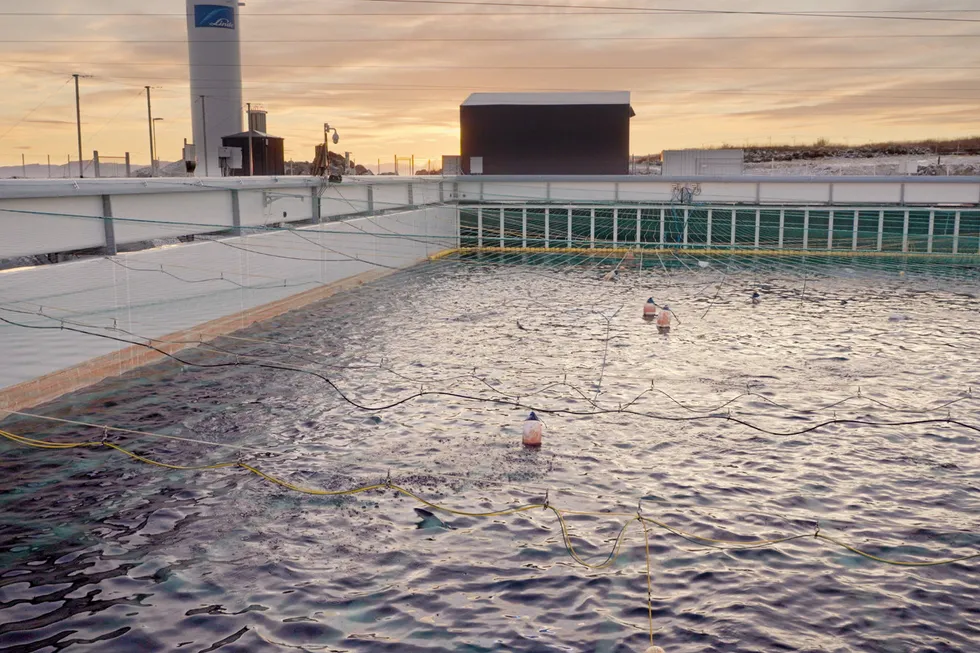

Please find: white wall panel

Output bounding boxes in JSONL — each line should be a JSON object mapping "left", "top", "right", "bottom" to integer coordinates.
{"left": 905, "top": 182, "right": 980, "bottom": 205}
{"left": 373, "top": 183, "right": 410, "bottom": 210}
{"left": 112, "top": 191, "right": 233, "bottom": 243}
{"left": 759, "top": 182, "right": 830, "bottom": 204}
{"left": 833, "top": 183, "right": 903, "bottom": 204}
{"left": 236, "top": 189, "right": 313, "bottom": 227}
{"left": 697, "top": 182, "right": 758, "bottom": 204}
{"left": 549, "top": 182, "right": 617, "bottom": 202}
{"left": 0, "top": 197, "right": 104, "bottom": 258}
{"left": 321, "top": 184, "right": 370, "bottom": 218}
{"left": 0, "top": 207, "right": 456, "bottom": 391}
{"left": 617, "top": 182, "right": 673, "bottom": 202}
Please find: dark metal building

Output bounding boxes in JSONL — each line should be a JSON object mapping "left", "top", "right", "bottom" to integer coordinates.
{"left": 459, "top": 92, "right": 634, "bottom": 175}
{"left": 221, "top": 130, "right": 285, "bottom": 176}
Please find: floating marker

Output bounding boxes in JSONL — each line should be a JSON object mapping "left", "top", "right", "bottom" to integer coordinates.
{"left": 644, "top": 647, "right": 666, "bottom": 653}
{"left": 656, "top": 305, "right": 672, "bottom": 334}
{"left": 643, "top": 298, "right": 658, "bottom": 321}
{"left": 522, "top": 411, "right": 543, "bottom": 447}
{"left": 751, "top": 291, "right": 761, "bottom": 305}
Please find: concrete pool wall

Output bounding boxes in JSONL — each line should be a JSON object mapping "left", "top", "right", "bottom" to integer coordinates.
{"left": 0, "top": 205, "right": 457, "bottom": 413}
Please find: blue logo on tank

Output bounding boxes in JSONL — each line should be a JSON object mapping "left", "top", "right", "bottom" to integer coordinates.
{"left": 194, "top": 5, "right": 235, "bottom": 29}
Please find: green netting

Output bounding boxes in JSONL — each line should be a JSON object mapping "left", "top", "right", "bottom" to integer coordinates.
{"left": 460, "top": 204, "right": 980, "bottom": 257}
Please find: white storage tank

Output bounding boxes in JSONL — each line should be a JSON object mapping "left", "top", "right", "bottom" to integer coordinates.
{"left": 662, "top": 149, "right": 744, "bottom": 177}
{"left": 186, "top": 0, "right": 244, "bottom": 177}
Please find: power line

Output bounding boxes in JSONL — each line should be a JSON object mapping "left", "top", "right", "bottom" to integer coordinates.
{"left": 0, "top": 7, "right": 978, "bottom": 19}
{"left": 361, "top": 0, "right": 980, "bottom": 23}
{"left": 2, "top": 33, "right": 980, "bottom": 42}
{"left": 0, "top": 76, "right": 71, "bottom": 144}
{"left": 6, "top": 60, "right": 980, "bottom": 70}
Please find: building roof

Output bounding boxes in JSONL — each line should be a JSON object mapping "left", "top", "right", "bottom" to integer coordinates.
{"left": 462, "top": 91, "right": 633, "bottom": 114}
{"left": 222, "top": 130, "right": 283, "bottom": 140}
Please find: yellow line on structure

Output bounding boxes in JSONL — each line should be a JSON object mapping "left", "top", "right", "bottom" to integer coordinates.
{"left": 460, "top": 246, "right": 980, "bottom": 259}
{"left": 427, "top": 248, "right": 461, "bottom": 261}
{"left": 1, "top": 427, "right": 977, "bottom": 569}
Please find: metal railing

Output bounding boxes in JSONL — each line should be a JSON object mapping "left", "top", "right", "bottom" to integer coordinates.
{"left": 459, "top": 204, "right": 980, "bottom": 256}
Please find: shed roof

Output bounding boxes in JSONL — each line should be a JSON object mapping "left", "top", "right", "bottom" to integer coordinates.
{"left": 222, "top": 130, "right": 283, "bottom": 140}
{"left": 462, "top": 92, "right": 633, "bottom": 115}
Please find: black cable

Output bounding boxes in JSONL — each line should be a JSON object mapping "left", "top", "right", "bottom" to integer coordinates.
{"left": 4, "top": 316, "right": 979, "bottom": 438}
{"left": 363, "top": 0, "right": 980, "bottom": 23}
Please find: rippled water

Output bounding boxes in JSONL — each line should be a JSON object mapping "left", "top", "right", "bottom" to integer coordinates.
{"left": 2, "top": 254, "right": 979, "bottom": 652}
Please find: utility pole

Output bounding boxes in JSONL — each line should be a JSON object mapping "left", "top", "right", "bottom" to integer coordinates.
{"left": 73, "top": 74, "right": 84, "bottom": 178}
{"left": 145, "top": 86, "right": 155, "bottom": 176}
{"left": 47, "top": 154, "right": 51, "bottom": 178}
{"left": 200, "top": 95, "right": 209, "bottom": 177}
{"left": 21, "top": 153, "right": 26, "bottom": 178}
{"left": 152, "top": 118, "right": 163, "bottom": 173}
{"left": 246, "top": 102, "right": 254, "bottom": 176}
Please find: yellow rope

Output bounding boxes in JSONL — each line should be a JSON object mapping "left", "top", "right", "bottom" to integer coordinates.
{"left": 2, "top": 427, "right": 977, "bottom": 574}
{"left": 641, "top": 517, "right": 655, "bottom": 647}
{"left": 464, "top": 245, "right": 979, "bottom": 260}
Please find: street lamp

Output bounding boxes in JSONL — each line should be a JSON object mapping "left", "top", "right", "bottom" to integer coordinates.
{"left": 152, "top": 118, "right": 164, "bottom": 173}
{"left": 324, "top": 123, "right": 339, "bottom": 175}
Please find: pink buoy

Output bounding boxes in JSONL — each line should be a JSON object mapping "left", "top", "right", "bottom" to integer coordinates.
{"left": 642, "top": 297, "right": 658, "bottom": 322}
{"left": 656, "top": 305, "right": 672, "bottom": 335}
{"left": 522, "top": 411, "right": 543, "bottom": 447}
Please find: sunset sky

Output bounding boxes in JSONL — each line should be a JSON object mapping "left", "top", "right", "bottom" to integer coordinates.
{"left": 0, "top": 0, "right": 978, "bottom": 170}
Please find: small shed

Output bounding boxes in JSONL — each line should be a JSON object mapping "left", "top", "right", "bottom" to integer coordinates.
{"left": 221, "top": 130, "right": 285, "bottom": 176}
{"left": 459, "top": 92, "right": 634, "bottom": 175}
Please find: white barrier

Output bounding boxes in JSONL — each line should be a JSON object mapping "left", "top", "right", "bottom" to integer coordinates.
{"left": 456, "top": 175, "right": 980, "bottom": 206}
{"left": 0, "top": 176, "right": 448, "bottom": 260}
{"left": 0, "top": 206, "right": 457, "bottom": 393}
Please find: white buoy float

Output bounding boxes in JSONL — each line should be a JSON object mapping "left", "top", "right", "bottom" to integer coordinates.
{"left": 656, "top": 305, "right": 672, "bottom": 334}
{"left": 644, "top": 647, "right": 666, "bottom": 653}
{"left": 643, "top": 298, "right": 658, "bottom": 322}
{"left": 522, "top": 411, "right": 543, "bottom": 447}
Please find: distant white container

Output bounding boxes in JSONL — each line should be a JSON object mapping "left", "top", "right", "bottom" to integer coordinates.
{"left": 662, "top": 149, "right": 744, "bottom": 177}
{"left": 442, "top": 155, "right": 461, "bottom": 175}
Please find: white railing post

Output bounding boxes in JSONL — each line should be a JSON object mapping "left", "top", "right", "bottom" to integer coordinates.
{"left": 877, "top": 209, "right": 884, "bottom": 252}
{"left": 827, "top": 210, "right": 834, "bottom": 250}
{"left": 803, "top": 208, "right": 810, "bottom": 249}
{"left": 544, "top": 208, "right": 550, "bottom": 249}
{"left": 852, "top": 210, "right": 859, "bottom": 251}
{"left": 927, "top": 209, "right": 935, "bottom": 254}
{"left": 754, "top": 208, "right": 760, "bottom": 248}
{"left": 953, "top": 210, "right": 961, "bottom": 254}
{"left": 660, "top": 208, "right": 666, "bottom": 245}
{"left": 477, "top": 207, "right": 483, "bottom": 248}
{"left": 778, "top": 208, "right": 785, "bottom": 249}
{"left": 902, "top": 209, "right": 909, "bottom": 253}
{"left": 730, "top": 209, "right": 736, "bottom": 246}
{"left": 567, "top": 207, "right": 572, "bottom": 247}
{"left": 613, "top": 207, "right": 619, "bottom": 248}
{"left": 683, "top": 207, "right": 689, "bottom": 247}
{"left": 522, "top": 207, "right": 527, "bottom": 248}
{"left": 590, "top": 207, "right": 595, "bottom": 249}
{"left": 635, "top": 208, "right": 642, "bottom": 246}
{"left": 499, "top": 207, "right": 505, "bottom": 248}
{"left": 707, "top": 208, "right": 713, "bottom": 246}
